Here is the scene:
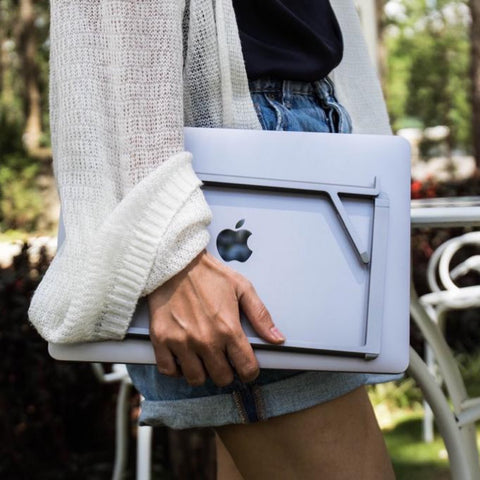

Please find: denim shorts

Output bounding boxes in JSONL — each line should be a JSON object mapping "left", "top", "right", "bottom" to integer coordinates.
{"left": 127, "top": 76, "right": 401, "bottom": 430}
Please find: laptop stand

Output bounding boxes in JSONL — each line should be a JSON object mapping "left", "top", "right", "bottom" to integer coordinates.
{"left": 198, "top": 172, "right": 389, "bottom": 361}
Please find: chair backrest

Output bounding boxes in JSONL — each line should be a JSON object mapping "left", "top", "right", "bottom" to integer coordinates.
{"left": 427, "top": 231, "right": 480, "bottom": 292}
{"left": 417, "top": 231, "right": 480, "bottom": 413}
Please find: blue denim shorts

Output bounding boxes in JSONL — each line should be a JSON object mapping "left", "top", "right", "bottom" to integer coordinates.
{"left": 127, "top": 76, "right": 401, "bottom": 430}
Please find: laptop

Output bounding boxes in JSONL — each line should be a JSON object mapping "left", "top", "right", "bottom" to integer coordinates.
{"left": 49, "top": 126, "right": 411, "bottom": 373}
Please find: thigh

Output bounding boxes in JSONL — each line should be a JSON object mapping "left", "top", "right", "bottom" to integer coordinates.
{"left": 216, "top": 432, "right": 245, "bottom": 480}
{"left": 215, "top": 386, "right": 395, "bottom": 480}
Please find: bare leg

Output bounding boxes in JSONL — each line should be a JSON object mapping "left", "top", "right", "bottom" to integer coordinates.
{"left": 216, "top": 432, "right": 245, "bottom": 480}
{"left": 215, "top": 386, "right": 395, "bottom": 480}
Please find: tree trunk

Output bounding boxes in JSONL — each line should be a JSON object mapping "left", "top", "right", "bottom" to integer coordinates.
{"left": 15, "top": 0, "right": 42, "bottom": 154}
{"left": 376, "top": 0, "right": 388, "bottom": 89}
{"left": 0, "top": 3, "right": 5, "bottom": 94}
{"left": 470, "top": 0, "right": 480, "bottom": 168}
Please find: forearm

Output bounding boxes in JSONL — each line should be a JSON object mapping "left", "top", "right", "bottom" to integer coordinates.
{"left": 28, "top": 0, "right": 209, "bottom": 343}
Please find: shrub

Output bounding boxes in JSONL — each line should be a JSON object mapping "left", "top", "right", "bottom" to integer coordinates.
{"left": 0, "top": 159, "right": 44, "bottom": 232}
{"left": 0, "top": 244, "right": 120, "bottom": 479}
{"left": 0, "top": 110, "right": 45, "bottom": 233}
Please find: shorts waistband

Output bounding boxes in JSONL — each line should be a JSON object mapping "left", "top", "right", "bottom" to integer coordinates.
{"left": 248, "top": 76, "right": 334, "bottom": 95}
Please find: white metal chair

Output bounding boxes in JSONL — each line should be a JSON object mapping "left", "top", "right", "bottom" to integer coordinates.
{"left": 407, "top": 230, "right": 480, "bottom": 479}
{"left": 92, "top": 364, "right": 153, "bottom": 480}
{"left": 420, "top": 231, "right": 480, "bottom": 443}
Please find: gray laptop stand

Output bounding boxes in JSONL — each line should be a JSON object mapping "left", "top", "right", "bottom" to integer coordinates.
{"left": 195, "top": 173, "right": 389, "bottom": 360}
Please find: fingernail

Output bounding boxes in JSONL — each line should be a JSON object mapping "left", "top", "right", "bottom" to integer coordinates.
{"left": 270, "top": 326, "right": 285, "bottom": 341}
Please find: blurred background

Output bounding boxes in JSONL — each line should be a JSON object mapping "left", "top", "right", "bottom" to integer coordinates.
{"left": 1, "top": 0, "right": 480, "bottom": 478}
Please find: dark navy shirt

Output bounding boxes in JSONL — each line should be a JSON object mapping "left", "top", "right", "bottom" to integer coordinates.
{"left": 232, "top": 0, "right": 343, "bottom": 81}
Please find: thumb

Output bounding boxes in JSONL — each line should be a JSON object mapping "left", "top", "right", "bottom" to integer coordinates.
{"left": 236, "top": 278, "right": 286, "bottom": 344}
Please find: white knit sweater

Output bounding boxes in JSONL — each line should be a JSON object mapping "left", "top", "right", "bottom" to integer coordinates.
{"left": 28, "top": 0, "right": 391, "bottom": 343}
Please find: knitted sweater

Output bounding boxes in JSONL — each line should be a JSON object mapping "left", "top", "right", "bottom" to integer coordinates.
{"left": 28, "top": 0, "right": 391, "bottom": 343}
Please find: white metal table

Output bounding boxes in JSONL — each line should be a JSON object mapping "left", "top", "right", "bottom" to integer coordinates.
{"left": 409, "top": 196, "right": 480, "bottom": 480}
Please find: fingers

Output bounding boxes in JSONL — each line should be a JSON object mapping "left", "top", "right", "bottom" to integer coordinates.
{"left": 226, "top": 333, "right": 260, "bottom": 383}
{"left": 151, "top": 322, "right": 235, "bottom": 387}
{"left": 201, "top": 349, "right": 235, "bottom": 387}
{"left": 153, "top": 335, "right": 209, "bottom": 386}
{"left": 152, "top": 331, "right": 260, "bottom": 386}
{"left": 173, "top": 351, "right": 207, "bottom": 387}
{"left": 151, "top": 340, "right": 181, "bottom": 378}
{"left": 152, "top": 325, "right": 255, "bottom": 387}
{"left": 235, "top": 276, "right": 286, "bottom": 344}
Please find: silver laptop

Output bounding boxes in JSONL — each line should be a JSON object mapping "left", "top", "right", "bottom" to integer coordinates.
{"left": 49, "top": 126, "right": 411, "bottom": 373}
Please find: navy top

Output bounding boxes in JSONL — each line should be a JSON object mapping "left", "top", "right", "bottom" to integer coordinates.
{"left": 232, "top": 0, "right": 343, "bottom": 81}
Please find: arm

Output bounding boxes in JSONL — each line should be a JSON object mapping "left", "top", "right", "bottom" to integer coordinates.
{"left": 28, "top": 0, "right": 211, "bottom": 342}
{"left": 28, "top": 0, "right": 284, "bottom": 384}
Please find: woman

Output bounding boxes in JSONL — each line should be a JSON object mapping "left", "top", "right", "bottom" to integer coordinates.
{"left": 29, "top": 0, "right": 396, "bottom": 477}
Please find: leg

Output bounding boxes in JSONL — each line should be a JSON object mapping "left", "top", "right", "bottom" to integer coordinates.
{"left": 216, "top": 432, "right": 245, "bottom": 480}
{"left": 215, "top": 386, "right": 395, "bottom": 480}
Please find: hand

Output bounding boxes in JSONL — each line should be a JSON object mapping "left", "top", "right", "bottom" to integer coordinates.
{"left": 147, "top": 249, "right": 286, "bottom": 387}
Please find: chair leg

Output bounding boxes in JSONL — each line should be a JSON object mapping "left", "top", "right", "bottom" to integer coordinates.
{"left": 136, "top": 425, "right": 153, "bottom": 480}
{"left": 460, "top": 424, "right": 480, "bottom": 479}
{"left": 423, "top": 343, "right": 435, "bottom": 443}
{"left": 112, "top": 380, "right": 132, "bottom": 480}
{"left": 408, "top": 348, "right": 475, "bottom": 480}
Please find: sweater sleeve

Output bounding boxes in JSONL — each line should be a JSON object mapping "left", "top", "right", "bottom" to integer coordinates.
{"left": 328, "top": 0, "right": 392, "bottom": 135}
{"left": 28, "top": 0, "right": 213, "bottom": 343}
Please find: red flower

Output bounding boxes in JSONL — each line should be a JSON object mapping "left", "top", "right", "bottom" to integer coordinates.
{"left": 411, "top": 180, "right": 423, "bottom": 199}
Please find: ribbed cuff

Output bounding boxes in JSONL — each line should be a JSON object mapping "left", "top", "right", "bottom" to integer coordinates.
{"left": 93, "top": 153, "right": 211, "bottom": 340}
{"left": 141, "top": 187, "right": 212, "bottom": 296}
{"left": 32, "top": 151, "right": 210, "bottom": 343}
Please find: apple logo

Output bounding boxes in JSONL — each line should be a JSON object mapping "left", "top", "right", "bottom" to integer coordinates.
{"left": 216, "top": 219, "right": 253, "bottom": 262}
